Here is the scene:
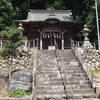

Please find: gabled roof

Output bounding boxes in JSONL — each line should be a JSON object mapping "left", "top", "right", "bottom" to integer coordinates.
{"left": 14, "top": 9, "right": 77, "bottom": 22}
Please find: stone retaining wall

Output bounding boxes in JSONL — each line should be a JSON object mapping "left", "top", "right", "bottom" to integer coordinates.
{"left": 83, "top": 49, "right": 100, "bottom": 69}
{"left": 0, "top": 97, "right": 32, "bottom": 100}
{"left": 0, "top": 47, "right": 34, "bottom": 77}
{"left": 77, "top": 48, "right": 100, "bottom": 69}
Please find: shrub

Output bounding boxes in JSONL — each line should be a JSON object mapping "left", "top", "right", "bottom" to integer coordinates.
{"left": 8, "top": 89, "right": 26, "bottom": 98}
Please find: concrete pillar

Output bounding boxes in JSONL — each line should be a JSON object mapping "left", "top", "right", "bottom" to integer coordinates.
{"left": 62, "top": 33, "right": 64, "bottom": 50}
{"left": 40, "top": 33, "right": 42, "bottom": 50}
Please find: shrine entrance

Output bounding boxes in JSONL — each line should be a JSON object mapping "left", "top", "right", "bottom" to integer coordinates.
{"left": 42, "top": 36, "right": 61, "bottom": 49}
{"left": 38, "top": 27, "right": 65, "bottom": 49}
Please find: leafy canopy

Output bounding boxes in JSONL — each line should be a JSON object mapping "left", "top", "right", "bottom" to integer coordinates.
{"left": 0, "top": 0, "right": 13, "bottom": 31}
{"left": 0, "top": 26, "right": 27, "bottom": 58}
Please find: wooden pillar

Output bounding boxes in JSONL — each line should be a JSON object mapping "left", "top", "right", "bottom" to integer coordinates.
{"left": 40, "top": 33, "right": 42, "bottom": 50}
{"left": 62, "top": 33, "right": 64, "bottom": 50}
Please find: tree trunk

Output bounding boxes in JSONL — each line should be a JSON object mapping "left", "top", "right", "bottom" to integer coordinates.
{"left": 9, "top": 57, "right": 13, "bottom": 82}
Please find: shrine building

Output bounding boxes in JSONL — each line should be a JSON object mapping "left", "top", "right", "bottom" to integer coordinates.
{"left": 14, "top": 10, "right": 86, "bottom": 49}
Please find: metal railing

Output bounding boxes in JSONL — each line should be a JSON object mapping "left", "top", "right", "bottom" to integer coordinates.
{"left": 26, "top": 38, "right": 38, "bottom": 48}
{"left": 0, "top": 38, "right": 39, "bottom": 49}
{"left": 71, "top": 40, "right": 97, "bottom": 49}
{"left": 71, "top": 39, "right": 94, "bottom": 88}
{"left": 30, "top": 38, "right": 38, "bottom": 100}
{"left": 54, "top": 39, "right": 74, "bottom": 100}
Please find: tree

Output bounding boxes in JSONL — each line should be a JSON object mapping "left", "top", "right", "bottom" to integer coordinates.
{"left": 0, "top": 0, "right": 13, "bottom": 31}
{"left": 0, "top": 26, "right": 27, "bottom": 81}
{"left": 0, "top": 0, "right": 100, "bottom": 43}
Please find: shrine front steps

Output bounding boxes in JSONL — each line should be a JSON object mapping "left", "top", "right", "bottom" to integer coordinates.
{"left": 36, "top": 49, "right": 96, "bottom": 100}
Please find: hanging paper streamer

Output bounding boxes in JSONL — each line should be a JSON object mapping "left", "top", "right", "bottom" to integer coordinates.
{"left": 57, "top": 35, "right": 58, "bottom": 38}
{"left": 59, "top": 35, "right": 61, "bottom": 38}
{"left": 53, "top": 34, "right": 56, "bottom": 38}
{"left": 43, "top": 34, "right": 45, "bottom": 38}
{"left": 48, "top": 34, "right": 50, "bottom": 38}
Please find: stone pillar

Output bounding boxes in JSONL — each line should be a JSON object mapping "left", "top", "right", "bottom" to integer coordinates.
{"left": 40, "top": 33, "right": 42, "bottom": 50}
{"left": 62, "top": 33, "right": 64, "bottom": 50}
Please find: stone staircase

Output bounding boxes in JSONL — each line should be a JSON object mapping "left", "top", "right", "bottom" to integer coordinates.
{"left": 35, "top": 49, "right": 96, "bottom": 100}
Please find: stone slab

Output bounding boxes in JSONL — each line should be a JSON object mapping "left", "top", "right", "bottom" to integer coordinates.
{"left": 48, "top": 46, "right": 55, "bottom": 50}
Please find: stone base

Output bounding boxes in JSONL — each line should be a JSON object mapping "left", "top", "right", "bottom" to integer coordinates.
{"left": 48, "top": 46, "right": 55, "bottom": 50}
{"left": 40, "top": 47, "right": 42, "bottom": 50}
{"left": 62, "top": 47, "right": 64, "bottom": 50}
{"left": 83, "top": 40, "right": 93, "bottom": 49}
{"left": 96, "top": 86, "right": 100, "bottom": 98}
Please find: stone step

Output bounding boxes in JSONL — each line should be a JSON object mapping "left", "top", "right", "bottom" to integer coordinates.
{"left": 36, "top": 72, "right": 86, "bottom": 76}
{"left": 36, "top": 77, "right": 88, "bottom": 82}
{"left": 37, "top": 62, "right": 81, "bottom": 69}
{"left": 61, "top": 59, "right": 77, "bottom": 61}
{"left": 36, "top": 89, "right": 94, "bottom": 94}
{"left": 37, "top": 54, "right": 56, "bottom": 56}
{"left": 37, "top": 56, "right": 56, "bottom": 58}
{"left": 37, "top": 70, "right": 83, "bottom": 73}
{"left": 36, "top": 73, "right": 86, "bottom": 79}
{"left": 36, "top": 84, "right": 92, "bottom": 90}
{"left": 37, "top": 67, "right": 81, "bottom": 70}
{"left": 36, "top": 80, "right": 90, "bottom": 86}
{"left": 60, "top": 55, "right": 75, "bottom": 58}
{"left": 37, "top": 65, "right": 82, "bottom": 69}
{"left": 36, "top": 93, "right": 96, "bottom": 100}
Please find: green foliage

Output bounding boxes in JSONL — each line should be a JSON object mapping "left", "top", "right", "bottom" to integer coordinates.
{"left": 8, "top": 89, "right": 32, "bottom": 98}
{"left": 90, "top": 68, "right": 100, "bottom": 73}
{"left": 8, "top": 89, "right": 26, "bottom": 98}
{"left": 0, "top": 26, "right": 27, "bottom": 58}
{"left": 46, "top": 0, "right": 65, "bottom": 10}
{"left": 0, "top": 0, "right": 100, "bottom": 43}
{"left": 0, "top": 0, "right": 13, "bottom": 31}
{"left": 89, "top": 68, "right": 100, "bottom": 79}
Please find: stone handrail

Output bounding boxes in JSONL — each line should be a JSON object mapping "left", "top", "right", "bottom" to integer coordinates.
{"left": 71, "top": 39, "right": 95, "bottom": 88}
{"left": 54, "top": 39, "right": 74, "bottom": 99}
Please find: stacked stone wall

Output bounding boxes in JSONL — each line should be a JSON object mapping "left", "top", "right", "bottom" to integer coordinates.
{"left": 0, "top": 47, "right": 34, "bottom": 77}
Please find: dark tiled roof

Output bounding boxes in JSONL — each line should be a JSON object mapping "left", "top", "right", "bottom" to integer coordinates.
{"left": 14, "top": 10, "right": 76, "bottom": 22}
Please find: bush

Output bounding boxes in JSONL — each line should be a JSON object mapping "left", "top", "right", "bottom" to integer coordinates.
{"left": 8, "top": 89, "right": 26, "bottom": 98}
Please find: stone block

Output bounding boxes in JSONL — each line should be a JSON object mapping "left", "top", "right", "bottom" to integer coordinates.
{"left": 8, "top": 70, "right": 33, "bottom": 92}
{"left": 48, "top": 46, "right": 55, "bottom": 50}
{"left": 96, "top": 86, "right": 100, "bottom": 98}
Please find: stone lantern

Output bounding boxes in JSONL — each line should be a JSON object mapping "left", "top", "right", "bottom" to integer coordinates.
{"left": 17, "top": 23, "right": 24, "bottom": 32}
{"left": 17, "top": 23, "right": 27, "bottom": 47}
{"left": 81, "top": 24, "right": 93, "bottom": 49}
